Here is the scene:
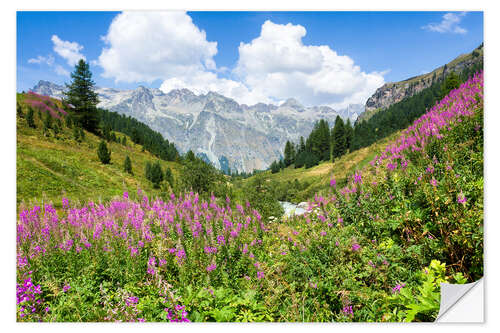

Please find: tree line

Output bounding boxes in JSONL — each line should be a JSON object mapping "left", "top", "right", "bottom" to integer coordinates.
{"left": 269, "top": 57, "right": 482, "bottom": 173}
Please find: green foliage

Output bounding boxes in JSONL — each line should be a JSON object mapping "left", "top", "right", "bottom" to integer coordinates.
{"left": 164, "top": 167, "right": 174, "bottom": 188}
{"left": 124, "top": 155, "right": 133, "bottom": 175}
{"left": 26, "top": 107, "right": 36, "bottom": 128}
{"left": 63, "top": 59, "right": 100, "bottom": 133}
{"left": 331, "top": 116, "right": 346, "bottom": 160}
{"left": 97, "top": 140, "right": 111, "bottom": 164}
{"left": 145, "top": 161, "right": 164, "bottom": 189}
{"left": 180, "top": 157, "right": 223, "bottom": 195}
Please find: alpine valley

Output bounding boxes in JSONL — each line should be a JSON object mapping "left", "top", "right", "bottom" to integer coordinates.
{"left": 31, "top": 80, "right": 364, "bottom": 173}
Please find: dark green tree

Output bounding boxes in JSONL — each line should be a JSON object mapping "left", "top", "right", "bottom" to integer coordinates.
{"left": 344, "top": 118, "right": 354, "bottom": 152}
{"left": 180, "top": 158, "right": 221, "bottom": 194}
{"left": 149, "top": 161, "right": 164, "bottom": 189}
{"left": 124, "top": 155, "right": 133, "bottom": 175}
{"left": 97, "top": 140, "right": 111, "bottom": 164}
{"left": 270, "top": 160, "right": 280, "bottom": 174}
{"left": 165, "top": 167, "right": 174, "bottom": 188}
{"left": 17, "top": 103, "right": 23, "bottom": 118}
{"left": 26, "top": 107, "right": 35, "bottom": 128}
{"left": 331, "top": 116, "right": 346, "bottom": 160}
{"left": 63, "top": 59, "right": 100, "bottom": 133}
{"left": 185, "top": 150, "right": 196, "bottom": 162}
{"left": 441, "top": 71, "right": 460, "bottom": 98}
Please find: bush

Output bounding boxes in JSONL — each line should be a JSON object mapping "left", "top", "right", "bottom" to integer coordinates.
{"left": 97, "top": 140, "right": 111, "bottom": 164}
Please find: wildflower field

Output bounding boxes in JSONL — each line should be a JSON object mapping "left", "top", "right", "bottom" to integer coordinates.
{"left": 16, "top": 72, "right": 483, "bottom": 322}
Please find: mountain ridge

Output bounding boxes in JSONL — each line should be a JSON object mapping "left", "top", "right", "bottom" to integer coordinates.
{"left": 31, "top": 81, "right": 365, "bottom": 173}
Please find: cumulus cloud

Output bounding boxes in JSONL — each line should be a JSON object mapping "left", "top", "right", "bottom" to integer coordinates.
{"left": 98, "top": 13, "right": 385, "bottom": 108}
{"left": 234, "top": 20, "right": 385, "bottom": 108}
{"left": 28, "top": 55, "right": 55, "bottom": 66}
{"left": 422, "top": 12, "right": 467, "bottom": 34}
{"left": 98, "top": 11, "right": 217, "bottom": 83}
{"left": 51, "top": 35, "right": 86, "bottom": 66}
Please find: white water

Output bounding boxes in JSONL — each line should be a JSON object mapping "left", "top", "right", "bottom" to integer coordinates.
{"left": 279, "top": 201, "right": 307, "bottom": 217}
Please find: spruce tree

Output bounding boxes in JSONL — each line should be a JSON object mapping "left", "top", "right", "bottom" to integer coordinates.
{"left": 17, "top": 103, "right": 23, "bottom": 118}
{"left": 26, "top": 107, "right": 35, "bottom": 128}
{"left": 145, "top": 162, "right": 152, "bottom": 181}
{"left": 124, "top": 155, "right": 133, "bottom": 175}
{"left": 63, "top": 59, "right": 100, "bottom": 133}
{"left": 97, "top": 140, "right": 111, "bottom": 164}
{"left": 149, "top": 161, "right": 164, "bottom": 189}
{"left": 331, "top": 116, "right": 346, "bottom": 160}
{"left": 165, "top": 167, "right": 174, "bottom": 188}
{"left": 344, "top": 119, "right": 354, "bottom": 153}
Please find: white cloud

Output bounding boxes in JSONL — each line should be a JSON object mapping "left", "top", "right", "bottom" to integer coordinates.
{"left": 422, "top": 12, "right": 467, "bottom": 34}
{"left": 98, "top": 13, "right": 385, "bottom": 108}
{"left": 51, "top": 35, "right": 86, "bottom": 66}
{"left": 98, "top": 11, "right": 217, "bottom": 83}
{"left": 54, "top": 65, "right": 70, "bottom": 76}
{"left": 233, "top": 20, "right": 385, "bottom": 108}
{"left": 27, "top": 55, "right": 55, "bottom": 66}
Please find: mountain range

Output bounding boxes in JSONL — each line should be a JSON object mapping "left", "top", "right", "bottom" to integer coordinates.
{"left": 31, "top": 81, "right": 364, "bottom": 173}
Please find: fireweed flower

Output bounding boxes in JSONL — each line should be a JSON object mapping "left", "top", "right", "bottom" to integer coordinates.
{"left": 330, "top": 179, "right": 336, "bottom": 187}
{"left": 351, "top": 243, "right": 361, "bottom": 252}
{"left": 206, "top": 263, "right": 217, "bottom": 272}
{"left": 430, "top": 178, "right": 438, "bottom": 187}
{"left": 62, "top": 284, "right": 71, "bottom": 292}
{"left": 392, "top": 283, "right": 406, "bottom": 293}
{"left": 342, "top": 305, "right": 354, "bottom": 317}
{"left": 458, "top": 192, "right": 468, "bottom": 204}
{"left": 257, "top": 271, "right": 264, "bottom": 279}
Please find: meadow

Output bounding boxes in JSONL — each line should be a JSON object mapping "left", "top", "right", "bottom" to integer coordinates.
{"left": 16, "top": 72, "right": 483, "bottom": 322}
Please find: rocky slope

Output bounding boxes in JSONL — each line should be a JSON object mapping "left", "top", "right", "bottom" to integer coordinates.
{"left": 31, "top": 81, "right": 364, "bottom": 173}
{"left": 359, "top": 44, "right": 483, "bottom": 122}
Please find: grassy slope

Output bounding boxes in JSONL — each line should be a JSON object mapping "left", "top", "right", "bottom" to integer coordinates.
{"left": 16, "top": 93, "right": 182, "bottom": 208}
{"left": 243, "top": 130, "right": 401, "bottom": 201}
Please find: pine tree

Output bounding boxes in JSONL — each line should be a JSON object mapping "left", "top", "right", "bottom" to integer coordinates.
{"left": 26, "top": 107, "right": 35, "bottom": 128}
{"left": 97, "top": 140, "right": 111, "bottom": 164}
{"left": 145, "top": 162, "right": 152, "bottom": 181}
{"left": 121, "top": 136, "right": 127, "bottom": 146}
{"left": 284, "top": 141, "right": 293, "bottom": 167}
{"left": 124, "top": 155, "right": 133, "bottom": 175}
{"left": 185, "top": 150, "right": 196, "bottom": 162}
{"left": 149, "top": 161, "right": 164, "bottom": 189}
{"left": 270, "top": 160, "right": 280, "bottom": 174}
{"left": 63, "top": 59, "right": 100, "bottom": 133}
{"left": 165, "top": 167, "right": 174, "bottom": 188}
{"left": 331, "top": 116, "right": 346, "bottom": 160}
{"left": 299, "top": 136, "right": 306, "bottom": 154}
{"left": 79, "top": 128, "right": 85, "bottom": 140}
{"left": 17, "top": 103, "right": 23, "bottom": 118}
{"left": 344, "top": 119, "right": 354, "bottom": 153}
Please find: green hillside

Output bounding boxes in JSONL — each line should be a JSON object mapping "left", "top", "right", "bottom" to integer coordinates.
{"left": 16, "top": 92, "right": 182, "bottom": 208}
{"left": 239, "top": 130, "right": 401, "bottom": 203}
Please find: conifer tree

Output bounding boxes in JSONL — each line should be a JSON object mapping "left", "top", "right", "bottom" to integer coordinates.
{"left": 26, "top": 107, "right": 35, "bottom": 128}
{"left": 331, "top": 116, "right": 346, "bottom": 160}
{"left": 124, "top": 155, "right": 133, "bottom": 175}
{"left": 165, "top": 167, "right": 174, "bottom": 188}
{"left": 149, "top": 161, "right": 164, "bottom": 189}
{"left": 344, "top": 118, "right": 354, "bottom": 153}
{"left": 97, "top": 140, "right": 111, "bottom": 164}
{"left": 17, "top": 103, "right": 23, "bottom": 118}
{"left": 63, "top": 59, "right": 99, "bottom": 133}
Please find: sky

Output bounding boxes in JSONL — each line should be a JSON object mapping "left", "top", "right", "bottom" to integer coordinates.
{"left": 17, "top": 11, "right": 483, "bottom": 109}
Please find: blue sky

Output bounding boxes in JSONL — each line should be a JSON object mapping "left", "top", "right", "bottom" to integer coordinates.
{"left": 17, "top": 11, "right": 483, "bottom": 107}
